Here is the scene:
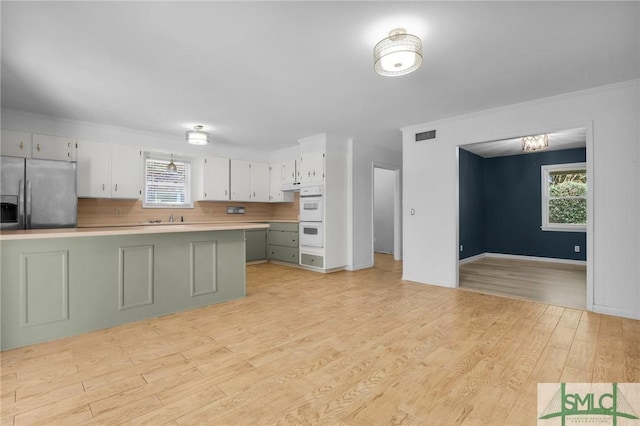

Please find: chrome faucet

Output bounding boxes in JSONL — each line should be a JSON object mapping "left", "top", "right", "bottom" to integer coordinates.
{"left": 168, "top": 214, "right": 174, "bottom": 223}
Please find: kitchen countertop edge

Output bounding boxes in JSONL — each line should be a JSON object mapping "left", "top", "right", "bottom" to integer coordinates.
{"left": 0, "top": 223, "right": 271, "bottom": 241}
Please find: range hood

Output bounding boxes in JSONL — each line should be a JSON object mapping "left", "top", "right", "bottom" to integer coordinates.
{"left": 281, "top": 182, "right": 301, "bottom": 192}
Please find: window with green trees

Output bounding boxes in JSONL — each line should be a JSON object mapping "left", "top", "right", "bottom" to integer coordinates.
{"left": 541, "top": 163, "right": 586, "bottom": 231}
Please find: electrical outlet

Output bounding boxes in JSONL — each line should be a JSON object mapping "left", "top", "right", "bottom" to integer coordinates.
{"left": 460, "top": 244, "right": 464, "bottom": 252}
{"left": 574, "top": 245, "right": 580, "bottom": 253}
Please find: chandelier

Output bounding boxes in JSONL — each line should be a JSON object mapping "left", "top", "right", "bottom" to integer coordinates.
{"left": 521, "top": 134, "right": 549, "bottom": 152}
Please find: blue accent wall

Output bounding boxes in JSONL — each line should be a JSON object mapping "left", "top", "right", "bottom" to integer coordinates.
{"left": 459, "top": 149, "right": 486, "bottom": 258}
{"left": 459, "top": 147, "right": 586, "bottom": 261}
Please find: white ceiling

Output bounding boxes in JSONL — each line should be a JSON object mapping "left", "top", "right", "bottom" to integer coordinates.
{"left": 461, "top": 127, "right": 587, "bottom": 158}
{"left": 1, "top": 2, "right": 638, "bottom": 152}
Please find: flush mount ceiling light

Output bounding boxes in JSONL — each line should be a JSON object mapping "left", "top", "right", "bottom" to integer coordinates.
{"left": 186, "top": 125, "right": 210, "bottom": 145}
{"left": 374, "top": 28, "right": 423, "bottom": 77}
{"left": 521, "top": 134, "right": 550, "bottom": 152}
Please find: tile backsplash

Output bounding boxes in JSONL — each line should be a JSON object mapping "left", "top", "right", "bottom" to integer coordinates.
{"left": 77, "top": 193, "right": 299, "bottom": 227}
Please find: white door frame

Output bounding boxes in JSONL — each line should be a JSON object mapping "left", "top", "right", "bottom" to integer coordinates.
{"left": 372, "top": 163, "right": 402, "bottom": 262}
{"left": 455, "top": 122, "right": 593, "bottom": 311}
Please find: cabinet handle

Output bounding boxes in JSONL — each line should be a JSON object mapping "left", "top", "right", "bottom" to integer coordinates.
{"left": 312, "top": 171, "right": 316, "bottom": 176}
{"left": 225, "top": 189, "right": 227, "bottom": 195}
{"left": 67, "top": 152, "right": 70, "bottom": 158}
{"left": 253, "top": 191, "right": 255, "bottom": 197}
{"left": 36, "top": 144, "right": 41, "bottom": 152}
{"left": 114, "top": 184, "right": 118, "bottom": 191}
{"left": 204, "top": 192, "right": 207, "bottom": 198}
{"left": 102, "top": 183, "right": 105, "bottom": 191}
{"left": 19, "top": 142, "right": 24, "bottom": 150}
{"left": 307, "top": 171, "right": 310, "bottom": 177}
{"left": 68, "top": 141, "right": 71, "bottom": 148}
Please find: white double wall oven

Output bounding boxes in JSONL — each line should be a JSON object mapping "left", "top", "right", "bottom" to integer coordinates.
{"left": 299, "top": 185, "right": 324, "bottom": 248}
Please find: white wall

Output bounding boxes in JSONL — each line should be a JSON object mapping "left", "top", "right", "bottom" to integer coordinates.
{"left": 374, "top": 167, "right": 395, "bottom": 253}
{"left": 350, "top": 142, "right": 402, "bottom": 270}
{"left": 402, "top": 80, "right": 640, "bottom": 320}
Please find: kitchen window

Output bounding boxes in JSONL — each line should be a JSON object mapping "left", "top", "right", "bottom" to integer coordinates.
{"left": 142, "top": 152, "right": 193, "bottom": 208}
{"left": 541, "top": 162, "right": 586, "bottom": 232}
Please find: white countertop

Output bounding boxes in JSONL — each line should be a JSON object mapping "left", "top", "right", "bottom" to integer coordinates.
{"left": 0, "top": 222, "right": 270, "bottom": 241}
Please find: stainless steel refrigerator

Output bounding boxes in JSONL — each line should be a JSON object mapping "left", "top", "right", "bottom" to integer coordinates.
{"left": 1, "top": 156, "right": 77, "bottom": 230}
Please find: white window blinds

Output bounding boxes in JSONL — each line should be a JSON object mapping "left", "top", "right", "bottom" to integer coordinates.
{"left": 143, "top": 154, "right": 193, "bottom": 208}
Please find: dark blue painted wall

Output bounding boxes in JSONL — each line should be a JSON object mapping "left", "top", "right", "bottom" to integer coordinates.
{"left": 459, "top": 147, "right": 586, "bottom": 261}
{"left": 459, "top": 149, "right": 486, "bottom": 258}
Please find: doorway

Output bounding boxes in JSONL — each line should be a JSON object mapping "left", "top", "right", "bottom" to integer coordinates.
{"left": 456, "top": 127, "right": 589, "bottom": 309}
{"left": 373, "top": 166, "right": 401, "bottom": 263}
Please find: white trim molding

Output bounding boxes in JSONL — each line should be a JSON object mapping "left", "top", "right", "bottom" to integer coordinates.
{"left": 459, "top": 252, "right": 586, "bottom": 266}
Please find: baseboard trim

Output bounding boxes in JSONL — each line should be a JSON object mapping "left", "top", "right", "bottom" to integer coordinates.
{"left": 347, "top": 263, "right": 374, "bottom": 271}
{"left": 458, "top": 253, "right": 486, "bottom": 265}
{"left": 592, "top": 304, "right": 640, "bottom": 320}
{"left": 459, "top": 252, "right": 586, "bottom": 266}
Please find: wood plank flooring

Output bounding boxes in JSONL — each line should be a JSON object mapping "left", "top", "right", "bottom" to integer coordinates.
{"left": 459, "top": 256, "right": 586, "bottom": 310}
{"left": 1, "top": 254, "right": 637, "bottom": 425}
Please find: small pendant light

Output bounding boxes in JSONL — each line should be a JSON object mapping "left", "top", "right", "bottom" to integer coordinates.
{"left": 167, "top": 154, "right": 177, "bottom": 171}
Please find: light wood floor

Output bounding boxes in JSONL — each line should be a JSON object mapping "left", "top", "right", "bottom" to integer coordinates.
{"left": 459, "top": 257, "right": 587, "bottom": 310}
{"left": 1, "top": 254, "right": 638, "bottom": 425}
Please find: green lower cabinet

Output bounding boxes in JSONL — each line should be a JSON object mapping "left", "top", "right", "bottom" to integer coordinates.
{"left": 0, "top": 229, "right": 246, "bottom": 350}
{"left": 245, "top": 229, "right": 267, "bottom": 262}
{"left": 268, "top": 245, "right": 299, "bottom": 263}
{"left": 301, "top": 253, "right": 324, "bottom": 268}
{"left": 267, "top": 222, "right": 299, "bottom": 265}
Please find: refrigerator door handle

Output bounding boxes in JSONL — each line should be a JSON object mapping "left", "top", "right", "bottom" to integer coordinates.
{"left": 18, "top": 180, "right": 25, "bottom": 227}
{"left": 25, "top": 180, "right": 32, "bottom": 228}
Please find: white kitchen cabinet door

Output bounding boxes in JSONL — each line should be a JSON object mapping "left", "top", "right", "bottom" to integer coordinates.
{"left": 299, "top": 150, "right": 324, "bottom": 184}
{"left": 76, "top": 139, "right": 110, "bottom": 198}
{"left": 281, "top": 159, "right": 297, "bottom": 185}
{"left": 230, "top": 159, "right": 251, "bottom": 201}
{"left": 110, "top": 144, "right": 141, "bottom": 199}
{"left": 201, "top": 156, "right": 230, "bottom": 201}
{"left": 269, "top": 163, "right": 283, "bottom": 202}
{"left": 250, "top": 162, "right": 270, "bottom": 202}
{"left": 32, "top": 133, "right": 75, "bottom": 162}
{"left": 1, "top": 129, "right": 32, "bottom": 158}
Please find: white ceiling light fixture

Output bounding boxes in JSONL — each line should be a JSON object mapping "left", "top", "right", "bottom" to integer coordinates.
{"left": 374, "top": 28, "right": 423, "bottom": 77}
{"left": 186, "top": 125, "right": 210, "bottom": 145}
{"left": 521, "top": 134, "right": 549, "bottom": 152}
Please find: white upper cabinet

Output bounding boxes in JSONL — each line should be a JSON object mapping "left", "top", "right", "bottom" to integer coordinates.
{"left": 77, "top": 140, "right": 141, "bottom": 199}
{"left": 250, "top": 162, "right": 270, "bottom": 202}
{"left": 270, "top": 163, "right": 283, "bottom": 202}
{"left": 230, "top": 159, "right": 251, "bottom": 201}
{"left": 32, "top": 133, "right": 75, "bottom": 162}
{"left": 1, "top": 129, "right": 32, "bottom": 158}
{"left": 1, "top": 130, "right": 75, "bottom": 161}
{"left": 281, "top": 159, "right": 297, "bottom": 185}
{"left": 110, "top": 144, "right": 142, "bottom": 199}
{"left": 298, "top": 150, "right": 324, "bottom": 184}
{"left": 198, "top": 156, "right": 230, "bottom": 201}
{"left": 270, "top": 162, "right": 294, "bottom": 202}
{"left": 77, "top": 139, "right": 110, "bottom": 198}
{"left": 230, "top": 159, "right": 272, "bottom": 202}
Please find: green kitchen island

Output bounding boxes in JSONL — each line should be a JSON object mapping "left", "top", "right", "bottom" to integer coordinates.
{"left": 0, "top": 223, "right": 268, "bottom": 350}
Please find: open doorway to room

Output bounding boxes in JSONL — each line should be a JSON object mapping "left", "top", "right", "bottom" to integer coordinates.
{"left": 373, "top": 166, "right": 402, "bottom": 265}
{"left": 457, "top": 128, "right": 588, "bottom": 309}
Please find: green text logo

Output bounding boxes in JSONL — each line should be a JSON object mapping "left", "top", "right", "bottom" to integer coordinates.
{"left": 538, "top": 383, "right": 639, "bottom": 425}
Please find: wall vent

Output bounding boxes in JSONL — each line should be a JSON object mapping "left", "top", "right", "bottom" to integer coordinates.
{"left": 415, "top": 129, "right": 437, "bottom": 142}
